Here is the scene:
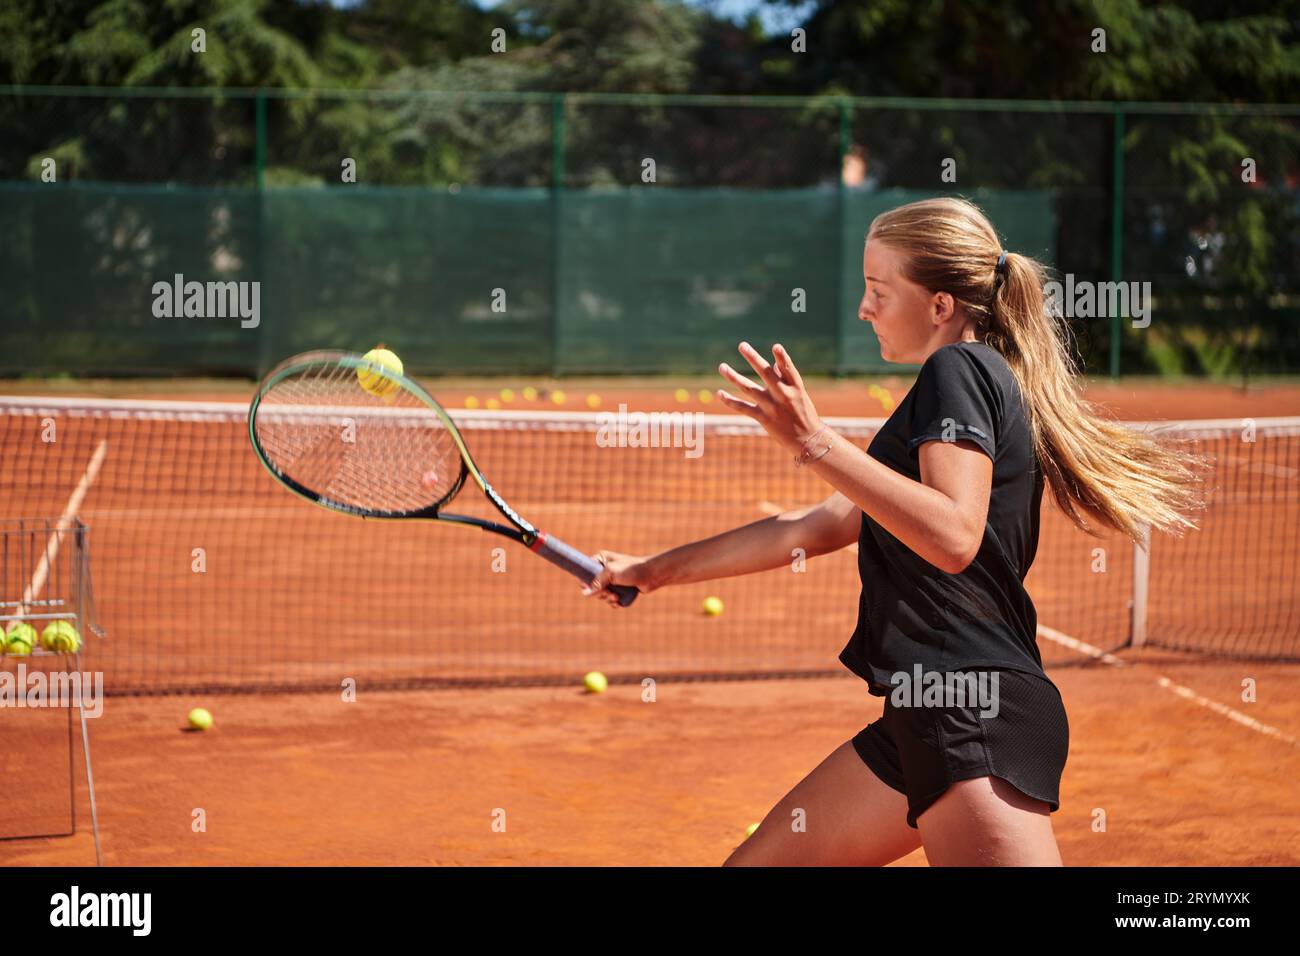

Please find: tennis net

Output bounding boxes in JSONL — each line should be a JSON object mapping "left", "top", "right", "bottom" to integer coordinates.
{"left": 1, "top": 396, "right": 1296, "bottom": 694}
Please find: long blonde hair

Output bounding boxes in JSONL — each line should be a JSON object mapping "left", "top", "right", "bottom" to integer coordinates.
{"left": 868, "top": 196, "right": 1203, "bottom": 541}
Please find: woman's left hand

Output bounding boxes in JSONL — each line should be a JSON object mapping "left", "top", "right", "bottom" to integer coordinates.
{"left": 717, "top": 342, "right": 825, "bottom": 456}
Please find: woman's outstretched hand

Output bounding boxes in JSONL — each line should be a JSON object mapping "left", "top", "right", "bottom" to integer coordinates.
{"left": 717, "top": 342, "right": 825, "bottom": 455}
{"left": 584, "top": 550, "right": 658, "bottom": 608}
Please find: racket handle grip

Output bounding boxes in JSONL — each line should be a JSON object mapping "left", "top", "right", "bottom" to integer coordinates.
{"left": 531, "top": 533, "right": 639, "bottom": 607}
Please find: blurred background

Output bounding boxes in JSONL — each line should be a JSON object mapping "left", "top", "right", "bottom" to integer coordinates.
{"left": 1, "top": 0, "right": 1298, "bottom": 380}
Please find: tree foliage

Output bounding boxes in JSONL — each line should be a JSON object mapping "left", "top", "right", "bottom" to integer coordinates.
{"left": 2, "top": 0, "right": 1298, "bottom": 374}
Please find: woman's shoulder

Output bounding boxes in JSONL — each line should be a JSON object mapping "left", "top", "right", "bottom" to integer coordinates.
{"left": 914, "top": 341, "right": 1032, "bottom": 438}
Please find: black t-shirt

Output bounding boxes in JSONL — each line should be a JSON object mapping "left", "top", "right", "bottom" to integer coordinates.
{"left": 838, "top": 341, "right": 1047, "bottom": 695}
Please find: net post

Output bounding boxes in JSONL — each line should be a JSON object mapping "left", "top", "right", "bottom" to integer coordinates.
{"left": 550, "top": 93, "right": 566, "bottom": 377}
{"left": 1130, "top": 521, "right": 1151, "bottom": 647}
{"left": 836, "top": 98, "right": 851, "bottom": 376}
{"left": 78, "top": 696, "right": 103, "bottom": 867}
{"left": 253, "top": 89, "right": 271, "bottom": 378}
{"left": 1108, "top": 105, "right": 1126, "bottom": 380}
{"left": 254, "top": 89, "right": 266, "bottom": 191}
{"left": 72, "top": 521, "right": 103, "bottom": 865}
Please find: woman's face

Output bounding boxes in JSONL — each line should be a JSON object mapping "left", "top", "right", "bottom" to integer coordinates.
{"left": 859, "top": 238, "right": 946, "bottom": 364}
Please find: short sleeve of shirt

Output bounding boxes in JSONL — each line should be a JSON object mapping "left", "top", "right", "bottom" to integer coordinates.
{"left": 906, "top": 344, "right": 1002, "bottom": 461}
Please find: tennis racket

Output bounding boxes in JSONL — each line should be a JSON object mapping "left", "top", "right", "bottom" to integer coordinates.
{"left": 247, "top": 350, "right": 638, "bottom": 606}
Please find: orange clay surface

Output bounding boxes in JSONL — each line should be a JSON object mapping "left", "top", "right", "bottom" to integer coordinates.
{"left": 0, "top": 376, "right": 1296, "bottom": 866}
{"left": 2, "top": 649, "right": 1297, "bottom": 866}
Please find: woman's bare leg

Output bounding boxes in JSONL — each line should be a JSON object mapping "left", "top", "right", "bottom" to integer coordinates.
{"left": 916, "top": 775, "right": 1063, "bottom": 866}
{"left": 723, "top": 741, "right": 923, "bottom": 867}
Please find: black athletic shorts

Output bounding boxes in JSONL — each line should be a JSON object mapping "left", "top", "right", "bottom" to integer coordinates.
{"left": 850, "top": 668, "right": 1069, "bottom": 829}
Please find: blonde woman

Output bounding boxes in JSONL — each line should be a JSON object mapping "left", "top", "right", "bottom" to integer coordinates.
{"left": 587, "top": 197, "right": 1200, "bottom": 866}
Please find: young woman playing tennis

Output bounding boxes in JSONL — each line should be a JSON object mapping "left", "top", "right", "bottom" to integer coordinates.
{"left": 585, "top": 197, "right": 1200, "bottom": 866}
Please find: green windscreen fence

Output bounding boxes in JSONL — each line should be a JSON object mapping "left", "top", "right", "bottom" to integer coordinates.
{"left": 263, "top": 186, "right": 555, "bottom": 373}
{"left": 0, "top": 182, "right": 263, "bottom": 375}
{"left": 556, "top": 188, "right": 842, "bottom": 374}
{"left": 1, "top": 88, "right": 1297, "bottom": 378}
{"left": 0, "top": 181, "right": 1055, "bottom": 376}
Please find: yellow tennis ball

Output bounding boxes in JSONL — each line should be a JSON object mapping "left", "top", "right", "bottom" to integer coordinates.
{"left": 41, "top": 621, "right": 82, "bottom": 654}
{"left": 5, "top": 623, "right": 37, "bottom": 656}
{"left": 674, "top": 388, "right": 690, "bottom": 403}
{"left": 702, "top": 596, "right": 724, "bottom": 617}
{"left": 697, "top": 389, "right": 713, "bottom": 404}
{"left": 583, "top": 671, "right": 608, "bottom": 694}
{"left": 878, "top": 391, "right": 896, "bottom": 412}
{"left": 499, "top": 388, "right": 515, "bottom": 402}
{"left": 464, "top": 396, "right": 480, "bottom": 409}
{"left": 357, "top": 348, "right": 403, "bottom": 397}
{"left": 585, "top": 393, "right": 601, "bottom": 408}
{"left": 522, "top": 386, "right": 538, "bottom": 401}
{"left": 550, "top": 389, "right": 567, "bottom": 405}
{"left": 188, "top": 707, "right": 213, "bottom": 731}
{"left": 745, "top": 822, "right": 760, "bottom": 838}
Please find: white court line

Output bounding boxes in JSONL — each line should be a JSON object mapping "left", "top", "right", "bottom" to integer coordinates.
{"left": 1037, "top": 624, "right": 1298, "bottom": 748}
{"left": 5, "top": 439, "right": 107, "bottom": 635}
{"left": 1155, "top": 676, "right": 1298, "bottom": 747}
{"left": 1037, "top": 625, "right": 1131, "bottom": 667}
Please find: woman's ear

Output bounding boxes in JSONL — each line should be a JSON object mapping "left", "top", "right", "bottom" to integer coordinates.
{"left": 930, "top": 290, "right": 956, "bottom": 326}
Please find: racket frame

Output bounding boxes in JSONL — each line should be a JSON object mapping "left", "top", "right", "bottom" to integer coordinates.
{"left": 247, "top": 350, "right": 637, "bottom": 604}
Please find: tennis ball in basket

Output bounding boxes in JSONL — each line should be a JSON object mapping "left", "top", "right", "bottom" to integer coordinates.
{"left": 583, "top": 671, "right": 608, "bottom": 694}
{"left": 550, "top": 389, "right": 566, "bottom": 405}
{"left": 702, "top": 596, "right": 724, "bottom": 617}
{"left": 5, "top": 624, "right": 37, "bottom": 656}
{"left": 357, "top": 348, "right": 403, "bottom": 397}
{"left": 41, "top": 621, "right": 82, "bottom": 654}
{"left": 499, "top": 388, "right": 515, "bottom": 403}
{"left": 522, "top": 386, "right": 538, "bottom": 401}
{"left": 674, "top": 388, "right": 690, "bottom": 403}
{"left": 188, "top": 708, "right": 214, "bottom": 731}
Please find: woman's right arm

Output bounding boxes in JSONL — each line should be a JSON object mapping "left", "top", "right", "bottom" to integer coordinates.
{"left": 584, "top": 491, "right": 861, "bottom": 607}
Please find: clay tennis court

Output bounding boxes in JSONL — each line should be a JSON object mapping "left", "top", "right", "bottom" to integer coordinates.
{"left": 1, "top": 377, "right": 1298, "bottom": 865}
{"left": 5, "top": 655, "right": 1299, "bottom": 866}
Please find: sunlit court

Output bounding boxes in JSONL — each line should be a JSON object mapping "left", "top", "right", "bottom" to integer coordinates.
{"left": 2, "top": 1, "right": 1299, "bottom": 896}
{"left": 2, "top": 379, "right": 1297, "bottom": 867}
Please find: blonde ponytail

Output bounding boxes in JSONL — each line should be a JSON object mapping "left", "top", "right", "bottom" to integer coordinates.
{"left": 868, "top": 197, "right": 1203, "bottom": 541}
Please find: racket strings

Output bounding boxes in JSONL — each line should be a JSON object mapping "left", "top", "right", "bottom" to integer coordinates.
{"left": 253, "top": 360, "right": 463, "bottom": 513}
